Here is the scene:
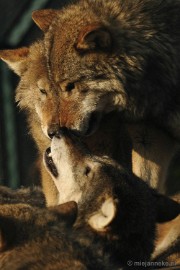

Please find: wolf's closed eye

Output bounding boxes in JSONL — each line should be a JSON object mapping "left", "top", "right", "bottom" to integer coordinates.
{"left": 84, "top": 166, "right": 91, "bottom": 177}
{"left": 39, "top": 88, "right": 47, "bottom": 95}
{"left": 66, "top": 82, "right": 75, "bottom": 92}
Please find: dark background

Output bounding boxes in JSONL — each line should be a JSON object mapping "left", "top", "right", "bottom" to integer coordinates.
{"left": 0, "top": 0, "right": 179, "bottom": 194}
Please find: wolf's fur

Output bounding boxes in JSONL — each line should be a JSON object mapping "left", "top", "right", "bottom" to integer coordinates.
{"left": 152, "top": 194, "right": 180, "bottom": 265}
{"left": 1, "top": 0, "right": 178, "bottom": 202}
{"left": 0, "top": 177, "right": 179, "bottom": 269}
{"left": 0, "top": 185, "right": 45, "bottom": 207}
{"left": 43, "top": 128, "right": 180, "bottom": 266}
{"left": 0, "top": 41, "right": 178, "bottom": 206}
{"left": 30, "top": 0, "right": 180, "bottom": 141}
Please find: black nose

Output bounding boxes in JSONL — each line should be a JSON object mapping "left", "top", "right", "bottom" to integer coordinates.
{"left": 56, "top": 127, "right": 69, "bottom": 138}
{"left": 48, "top": 125, "right": 71, "bottom": 139}
{"left": 47, "top": 124, "right": 61, "bottom": 139}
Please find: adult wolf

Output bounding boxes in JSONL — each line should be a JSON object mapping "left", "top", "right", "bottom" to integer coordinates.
{"left": 31, "top": 0, "right": 180, "bottom": 140}
{"left": 0, "top": 41, "right": 178, "bottom": 205}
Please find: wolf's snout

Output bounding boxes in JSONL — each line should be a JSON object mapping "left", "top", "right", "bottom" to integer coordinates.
{"left": 48, "top": 124, "right": 60, "bottom": 139}
{"left": 48, "top": 125, "right": 70, "bottom": 139}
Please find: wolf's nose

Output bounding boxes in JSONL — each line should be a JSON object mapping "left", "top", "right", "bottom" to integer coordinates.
{"left": 55, "top": 127, "right": 69, "bottom": 138}
{"left": 48, "top": 124, "right": 61, "bottom": 139}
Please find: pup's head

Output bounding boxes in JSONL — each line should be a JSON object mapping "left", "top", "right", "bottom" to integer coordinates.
{"left": 44, "top": 129, "right": 180, "bottom": 262}
{"left": 31, "top": 0, "right": 180, "bottom": 135}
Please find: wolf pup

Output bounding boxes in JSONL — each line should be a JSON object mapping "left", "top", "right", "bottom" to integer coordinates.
{"left": 31, "top": 0, "right": 180, "bottom": 141}
{"left": 43, "top": 128, "right": 180, "bottom": 266}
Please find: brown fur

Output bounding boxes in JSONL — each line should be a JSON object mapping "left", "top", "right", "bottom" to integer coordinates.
{"left": 0, "top": 171, "right": 179, "bottom": 269}
{"left": 43, "top": 129, "right": 180, "bottom": 266}
{"left": 0, "top": 41, "right": 177, "bottom": 204}
{"left": 152, "top": 194, "right": 180, "bottom": 265}
{"left": 30, "top": 0, "right": 180, "bottom": 141}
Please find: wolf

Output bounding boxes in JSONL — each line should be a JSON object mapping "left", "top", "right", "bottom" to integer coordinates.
{"left": 31, "top": 0, "right": 180, "bottom": 194}
{"left": 0, "top": 161, "right": 179, "bottom": 270}
{"left": 43, "top": 127, "right": 180, "bottom": 265}
{"left": 30, "top": 0, "right": 180, "bottom": 141}
{"left": 1, "top": 0, "right": 178, "bottom": 199}
{"left": 0, "top": 41, "right": 178, "bottom": 206}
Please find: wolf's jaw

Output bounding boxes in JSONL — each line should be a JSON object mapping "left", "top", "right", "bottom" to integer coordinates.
{"left": 84, "top": 111, "right": 102, "bottom": 136}
{"left": 44, "top": 147, "right": 58, "bottom": 177}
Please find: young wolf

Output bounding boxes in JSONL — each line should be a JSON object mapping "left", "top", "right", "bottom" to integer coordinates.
{"left": 0, "top": 41, "right": 177, "bottom": 206}
{"left": 43, "top": 128, "right": 179, "bottom": 266}
{"left": 30, "top": 0, "right": 180, "bottom": 141}
{"left": 0, "top": 167, "right": 179, "bottom": 269}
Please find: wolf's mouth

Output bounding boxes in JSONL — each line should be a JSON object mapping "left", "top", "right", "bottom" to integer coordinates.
{"left": 85, "top": 112, "right": 102, "bottom": 136}
{"left": 45, "top": 147, "right": 58, "bottom": 177}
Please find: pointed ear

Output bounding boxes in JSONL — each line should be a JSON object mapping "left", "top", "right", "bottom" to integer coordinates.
{"left": 32, "top": 9, "right": 58, "bottom": 32}
{"left": 0, "top": 47, "right": 29, "bottom": 76}
{"left": 49, "top": 201, "right": 78, "bottom": 226}
{"left": 88, "top": 198, "right": 116, "bottom": 232}
{"left": 0, "top": 216, "right": 16, "bottom": 252}
{"left": 76, "top": 24, "right": 112, "bottom": 51}
{"left": 155, "top": 194, "right": 180, "bottom": 223}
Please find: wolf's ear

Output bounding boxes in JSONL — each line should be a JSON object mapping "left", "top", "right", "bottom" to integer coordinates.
{"left": 32, "top": 9, "right": 58, "bottom": 32}
{"left": 156, "top": 194, "right": 180, "bottom": 223}
{"left": 49, "top": 201, "right": 78, "bottom": 227}
{"left": 0, "top": 47, "right": 29, "bottom": 76}
{"left": 76, "top": 24, "right": 112, "bottom": 51}
{"left": 88, "top": 198, "right": 116, "bottom": 231}
{"left": 0, "top": 217, "right": 16, "bottom": 252}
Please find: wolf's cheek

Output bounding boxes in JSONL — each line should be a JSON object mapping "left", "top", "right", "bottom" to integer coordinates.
{"left": 34, "top": 103, "right": 49, "bottom": 138}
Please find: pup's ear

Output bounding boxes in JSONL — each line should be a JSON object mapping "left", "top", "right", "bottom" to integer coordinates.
{"left": 0, "top": 47, "right": 29, "bottom": 76}
{"left": 0, "top": 216, "right": 16, "bottom": 252}
{"left": 49, "top": 201, "right": 78, "bottom": 227}
{"left": 155, "top": 194, "right": 180, "bottom": 223}
{"left": 32, "top": 9, "right": 58, "bottom": 32}
{"left": 76, "top": 24, "right": 112, "bottom": 51}
{"left": 88, "top": 198, "right": 116, "bottom": 231}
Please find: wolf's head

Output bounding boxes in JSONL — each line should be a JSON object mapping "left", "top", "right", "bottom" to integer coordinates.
{"left": 2, "top": 0, "right": 180, "bottom": 138}
{"left": 0, "top": 43, "right": 59, "bottom": 149}
{"left": 30, "top": 0, "right": 180, "bottom": 136}
{"left": 43, "top": 128, "right": 180, "bottom": 263}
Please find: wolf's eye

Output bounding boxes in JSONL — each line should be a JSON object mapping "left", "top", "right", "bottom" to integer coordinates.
{"left": 84, "top": 166, "right": 91, "bottom": 177}
{"left": 39, "top": 88, "right": 47, "bottom": 95}
{"left": 66, "top": 82, "right": 75, "bottom": 92}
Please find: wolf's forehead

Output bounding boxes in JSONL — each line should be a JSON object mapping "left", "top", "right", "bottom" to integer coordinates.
{"left": 37, "top": 78, "right": 50, "bottom": 90}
